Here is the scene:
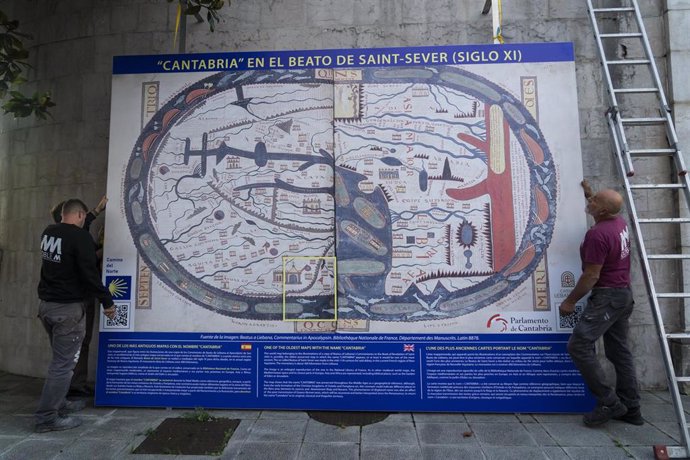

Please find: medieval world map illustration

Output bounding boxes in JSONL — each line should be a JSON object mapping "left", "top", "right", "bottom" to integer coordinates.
{"left": 104, "top": 46, "right": 586, "bottom": 334}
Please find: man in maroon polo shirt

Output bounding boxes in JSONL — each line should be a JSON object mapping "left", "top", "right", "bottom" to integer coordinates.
{"left": 559, "top": 181, "right": 642, "bottom": 427}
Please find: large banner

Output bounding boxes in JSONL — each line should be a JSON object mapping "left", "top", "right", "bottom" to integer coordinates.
{"left": 98, "top": 43, "right": 592, "bottom": 412}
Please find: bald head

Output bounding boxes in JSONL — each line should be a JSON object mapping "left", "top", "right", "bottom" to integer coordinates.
{"left": 597, "top": 189, "right": 623, "bottom": 215}
{"left": 587, "top": 189, "right": 623, "bottom": 221}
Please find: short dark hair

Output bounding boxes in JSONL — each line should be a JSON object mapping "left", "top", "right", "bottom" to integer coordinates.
{"left": 61, "top": 199, "right": 88, "bottom": 216}
{"left": 50, "top": 200, "right": 65, "bottom": 223}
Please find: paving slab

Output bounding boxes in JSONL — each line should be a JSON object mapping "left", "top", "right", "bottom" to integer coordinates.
{"left": 412, "top": 412, "right": 467, "bottom": 423}
{"left": 361, "top": 422, "right": 418, "bottom": 445}
{"left": 119, "top": 453, "right": 171, "bottom": 460}
{"left": 531, "top": 413, "right": 583, "bottom": 423}
{"left": 223, "top": 419, "right": 256, "bottom": 445}
{"left": 297, "top": 442, "right": 359, "bottom": 460}
{"left": 541, "top": 421, "right": 618, "bottom": 447}
{"left": 225, "top": 441, "right": 301, "bottom": 460}
{"left": 469, "top": 422, "right": 538, "bottom": 447}
{"left": 124, "top": 433, "right": 148, "bottom": 456}
{"left": 626, "top": 445, "right": 660, "bottom": 460}
{"left": 640, "top": 403, "right": 682, "bottom": 422}
{"left": 648, "top": 420, "right": 682, "bottom": 442}
{"left": 259, "top": 410, "right": 309, "bottom": 420}
{"left": 53, "top": 437, "right": 132, "bottom": 459}
{"left": 78, "top": 415, "right": 166, "bottom": 441}
{"left": 360, "top": 444, "right": 422, "bottom": 460}
{"left": 0, "top": 395, "right": 36, "bottom": 415}
{"left": 465, "top": 413, "right": 522, "bottom": 422}
{"left": 105, "top": 407, "right": 185, "bottom": 418}
{"left": 639, "top": 391, "right": 668, "bottom": 404}
{"left": 245, "top": 418, "right": 308, "bottom": 442}
{"left": 481, "top": 445, "right": 550, "bottom": 460}
{"left": 515, "top": 413, "right": 538, "bottom": 423}
{"left": 0, "top": 438, "right": 73, "bottom": 460}
{"left": 303, "top": 419, "right": 360, "bottom": 443}
{"left": 541, "top": 446, "right": 570, "bottom": 460}
{"left": 220, "top": 439, "right": 248, "bottom": 459}
{"left": 420, "top": 444, "right": 487, "bottom": 460}
{"left": 208, "top": 410, "right": 261, "bottom": 420}
{"left": 416, "top": 422, "right": 478, "bottom": 445}
{"left": 522, "top": 421, "right": 559, "bottom": 446}
{"left": 377, "top": 412, "right": 412, "bottom": 423}
{"left": 0, "top": 437, "right": 24, "bottom": 457}
{"left": 0, "top": 415, "right": 33, "bottom": 436}
{"left": 563, "top": 445, "right": 639, "bottom": 459}
{"left": 604, "top": 420, "right": 678, "bottom": 446}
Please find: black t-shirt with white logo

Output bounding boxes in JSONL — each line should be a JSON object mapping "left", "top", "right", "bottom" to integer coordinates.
{"left": 37, "top": 223, "right": 114, "bottom": 308}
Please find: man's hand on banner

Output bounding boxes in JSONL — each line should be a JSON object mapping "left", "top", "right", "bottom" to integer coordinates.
{"left": 581, "top": 180, "right": 594, "bottom": 200}
{"left": 103, "top": 305, "right": 116, "bottom": 320}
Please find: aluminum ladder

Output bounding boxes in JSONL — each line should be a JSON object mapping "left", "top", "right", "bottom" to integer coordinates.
{"left": 587, "top": 0, "right": 690, "bottom": 458}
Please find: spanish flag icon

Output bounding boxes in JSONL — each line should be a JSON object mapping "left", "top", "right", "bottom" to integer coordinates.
{"left": 241, "top": 343, "right": 252, "bottom": 351}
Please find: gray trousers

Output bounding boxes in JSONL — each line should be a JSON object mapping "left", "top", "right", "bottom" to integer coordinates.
{"left": 71, "top": 298, "right": 95, "bottom": 390}
{"left": 35, "top": 301, "right": 85, "bottom": 424}
{"left": 567, "top": 287, "right": 640, "bottom": 410}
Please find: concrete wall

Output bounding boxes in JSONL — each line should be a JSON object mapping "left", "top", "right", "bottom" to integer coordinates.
{"left": 667, "top": 0, "right": 690, "bottom": 383}
{"left": 0, "top": 0, "right": 678, "bottom": 389}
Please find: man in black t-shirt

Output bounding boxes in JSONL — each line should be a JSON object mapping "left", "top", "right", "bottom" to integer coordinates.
{"left": 50, "top": 195, "right": 107, "bottom": 397}
{"left": 35, "top": 199, "right": 116, "bottom": 433}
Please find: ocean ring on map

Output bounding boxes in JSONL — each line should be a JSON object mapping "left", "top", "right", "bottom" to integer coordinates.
{"left": 124, "top": 66, "right": 557, "bottom": 321}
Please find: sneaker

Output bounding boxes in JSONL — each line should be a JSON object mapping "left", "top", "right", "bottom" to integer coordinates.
{"left": 35, "top": 415, "right": 82, "bottom": 433}
{"left": 583, "top": 401, "right": 628, "bottom": 427}
{"left": 58, "top": 399, "right": 86, "bottom": 415}
{"left": 613, "top": 407, "right": 644, "bottom": 426}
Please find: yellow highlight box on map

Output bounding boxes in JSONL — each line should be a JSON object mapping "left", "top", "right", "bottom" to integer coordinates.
{"left": 282, "top": 256, "right": 337, "bottom": 322}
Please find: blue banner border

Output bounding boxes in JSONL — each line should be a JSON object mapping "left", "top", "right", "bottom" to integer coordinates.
{"left": 113, "top": 42, "right": 574, "bottom": 74}
{"left": 95, "top": 331, "right": 592, "bottom": 413}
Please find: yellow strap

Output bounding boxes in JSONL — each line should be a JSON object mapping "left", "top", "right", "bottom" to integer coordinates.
{"left": 493, "top": 0, "right": 505, "bottom": 44}
{"left": 173, "top": 3, "right": 182, "bottom": 50}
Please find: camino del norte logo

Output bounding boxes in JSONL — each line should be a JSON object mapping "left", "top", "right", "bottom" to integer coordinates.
{"left": 106, "top": 276, "right": 132, "bottom": 300}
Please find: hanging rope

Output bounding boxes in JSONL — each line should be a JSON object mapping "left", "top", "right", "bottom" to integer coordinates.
{"left": 173, "top": 2, "right": 182, "bottom": 50}
{"left": 493, "top": 0, "right": 505, "bottom": 44}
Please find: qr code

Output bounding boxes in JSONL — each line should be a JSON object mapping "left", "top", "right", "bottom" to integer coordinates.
{"left": 559, "top": 303, "right": 584, "bottom": 330}
{"left": 104, "top": 303, "right": 130, "bottom": 329}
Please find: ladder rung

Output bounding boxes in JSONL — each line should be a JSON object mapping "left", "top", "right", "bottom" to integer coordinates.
{"left": 592, "top": 7, "right": 635, "bottom": 13}
{"left": 600, "top": 33, "right": 643, "bottom": 38}
{"left": 620, "top": 117, "right": 666, "bottom": 125}
{"left": 629, "top": 148, "right": 677, "bottom": 156}
{"left": 657, "top": 293, "right": 690, "bottom": 299}
{"left": 666, "top": 333, "right": 690, "bottom": 340}
{"left": 613, "top": 88, "right": 659, "bottom": 94}
{"left": 648, "top": 254, "right": 690, "bottom": 260}
{"left": 638, "top": 218, "right": 690, "bottom": 224}
{"left": 629, "top": 183, "right": 684, "bottom": 190}
{"left": 676, "top": 376, "right": 690, "bottom": 383}
{"left": 606, "top": 59, "right": 651, "bottom": 65}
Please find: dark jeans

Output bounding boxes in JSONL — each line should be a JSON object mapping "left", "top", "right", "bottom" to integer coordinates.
{"left": 567, "top": 287, "right": 640, "bottom": 410}
{"left": 70, "top": 298, "right": 95, "bottom": 390}
{"left": 35, "top": 301, "right": 85, "bottom": 424}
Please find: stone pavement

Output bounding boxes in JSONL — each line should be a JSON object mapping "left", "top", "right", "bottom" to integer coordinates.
{"left": 0, "top": 371, "right": 686, "bottom": 459}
